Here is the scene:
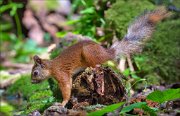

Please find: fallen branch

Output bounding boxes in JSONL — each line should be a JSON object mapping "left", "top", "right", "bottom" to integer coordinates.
{"left": 118, "top": 57, "right": 126, "bottom": 73}
{"left": 127, "top": 54, "right": 135, "bottom": 72}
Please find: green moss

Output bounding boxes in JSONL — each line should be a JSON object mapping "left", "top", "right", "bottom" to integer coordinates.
{"left": 24, "top": 102, "right": 45, "bottom": 114}
{"left": 24, "top": 90, "right": 55, "bottom": 114}
{"left": 6, "top": 75, "right": 50, "bottom": 98}
{"left": 105, "top": 0, "right": 179, "bottom": 83}
{"left": 6, "top": 75, "right": 61, "bottom": 115}
{"left": 145, "top": 73, "right": 163, "bottom": 85}
{"left": 29, "top": 90, "right": 53, "bottom": 101}
{"left": 0, "top": 102, "right": 14, "bottom": 116}
{"left": 105, "top": 0, "right": 155, "bottom": 38}
{"left": 135, "top": 19, "right": 180, "bottom": 83}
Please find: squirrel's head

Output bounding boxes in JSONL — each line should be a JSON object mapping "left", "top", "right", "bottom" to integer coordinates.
{"left": 31, "top": 55, "right": 52, "bottom": 84}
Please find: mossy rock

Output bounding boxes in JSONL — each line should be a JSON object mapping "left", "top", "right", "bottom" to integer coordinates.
{"left": 5, "top": 75, "right": 61, "bottom": 115}
{"left": 23, "top": 90, "right": 56, "bottom": 114}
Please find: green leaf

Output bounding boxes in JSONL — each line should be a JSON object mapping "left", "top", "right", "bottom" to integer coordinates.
{"left": 0, "top": 23, "right": 13, "bottom": 31}
{"left": 0, "top": 3, "right": 23, "bottom": 15}
{"left": 123, "top": 68, "right": 131, "bottom": 76}
{"left": 141, "top": 104, "right": 158, "bottom": 116}
{"left": 120, "top": 102, "right": 146, "bottom": 114}
{"left": 66, "top": 19, "right": 79, "bottom": 25}
{"left": 131, "top": 74, "right": 141, "bottom": 80}
{"left": 56, "top": 31, "right": 68, "bottom": 38}
{"left": 147, "top": 88, "right": 180, "bottom": 103}
{"left": 10, "top": 6, "right": 17, "bottom": 16}
{"left": 88, "top": 102, "right": 124, "bottom": 116}
{"left": 80, "top": 7, "right": 95, "bottom": 14}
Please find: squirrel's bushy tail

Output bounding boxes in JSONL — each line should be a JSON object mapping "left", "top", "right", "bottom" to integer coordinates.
{"left": 111, "top": 7, "right": 170, "bottom": 58}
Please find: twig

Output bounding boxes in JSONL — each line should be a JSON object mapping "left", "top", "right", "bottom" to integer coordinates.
{"left": 118, "top": 57, "right": 126, "bottom": 73}
{"left": 127, "top": 54, "right": 135, "bottom": 72}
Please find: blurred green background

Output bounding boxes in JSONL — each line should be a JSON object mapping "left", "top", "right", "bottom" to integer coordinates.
{"left": 0, "top": 0, "right": 179, "bottom": 115}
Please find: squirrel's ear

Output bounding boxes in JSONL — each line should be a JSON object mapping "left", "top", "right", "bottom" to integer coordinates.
{"left": 33, "top": 55, "right": 41, "bottom": 64}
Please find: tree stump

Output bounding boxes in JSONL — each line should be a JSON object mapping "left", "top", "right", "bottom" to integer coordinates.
{"left": 69, "top": 66, "right": 125, "bottom": 109}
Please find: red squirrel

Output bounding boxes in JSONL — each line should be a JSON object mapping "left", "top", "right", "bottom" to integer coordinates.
{"left": 31, "top": 7, "right": 169, "bottom": 107}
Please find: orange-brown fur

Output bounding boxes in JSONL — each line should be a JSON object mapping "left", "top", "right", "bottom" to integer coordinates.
{"left": 51, "top": 40, "right": 114, "bottom": 106}
{"left": 32, "top": 40, "right": 114, "bottom": 106}
{"left": 31, "top": 7, "right": 169, "bottom": 107}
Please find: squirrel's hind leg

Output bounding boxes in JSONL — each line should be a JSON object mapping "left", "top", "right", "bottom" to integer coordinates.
{"left": 82, "top": 44, "right": 112, "bottom": 67}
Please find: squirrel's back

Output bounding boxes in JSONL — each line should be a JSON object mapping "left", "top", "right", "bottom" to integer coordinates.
{"left": 52, "top": 40, "right": 114, "bottom": 74}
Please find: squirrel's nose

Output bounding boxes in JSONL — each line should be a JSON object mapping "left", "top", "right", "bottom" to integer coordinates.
{"left": 33, "top": 71, "right": 39, "bottom": 76}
